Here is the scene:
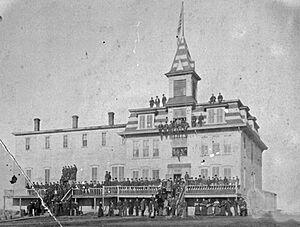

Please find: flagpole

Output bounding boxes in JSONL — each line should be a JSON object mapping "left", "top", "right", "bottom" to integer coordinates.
{"left": 182, "top": 1, "right": 184, "bottom": 37}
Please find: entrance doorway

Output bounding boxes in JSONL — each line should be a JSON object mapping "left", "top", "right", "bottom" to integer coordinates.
{"left": 174, "top": 174, "right": 182, "bottom": 182}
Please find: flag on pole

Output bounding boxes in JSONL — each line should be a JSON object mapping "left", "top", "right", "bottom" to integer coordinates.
{"left": 177, "top": 2, "right": 184, "bottom": 41}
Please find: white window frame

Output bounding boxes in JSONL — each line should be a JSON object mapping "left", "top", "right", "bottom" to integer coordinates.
{"left": 174, "top": 79, "right": 186, "bottom": 97}
{"left": 207, "top": 108, "right": 225, "bottom": 124}
{"left": 200, "top": 168, "right": 209, "bottom": 178}
{"left": 223, "top": 167, "right": 232, "bottom": 178}
{"left": 212, "top": 166, "right": 220, "bottom": 177}
{"left": 132, "top": 170, "right": 139, "bottom": 179}
{"left": 102, "top": 132, "right": 107, "bottom": 146}
{"left": 45, "top": 136, "right": 50, "bottom": 149}
{"left": 143, "top": 140, "right": 149, "bottom": 157}
{"left": 25, "top": 168, "right": 32, "bottom": 186}
{"left": 44, "top": 168, "right": 50, "bottom": 184}
{"left": 133, "top": 140, "right": 140, "bottom": 158}
{"left": 25, "top": 138, "right": 30, "bottom": 150}
{"left": 152, "top": 169, "right": 160, "bottom": 180}
{"left": 91, "top": 166, "right": 98, "bottom": 182}
{"left": 138, "top": 114, "right": 154, "bottom": 129}
{"left": 153, "top": 139, "right": 159, "bottom": 157}
{"left": 82, "top": 133, "right": 88, "bottom": 147}
{"left": 63, "top": 135, "right": 68, "bottom": 148}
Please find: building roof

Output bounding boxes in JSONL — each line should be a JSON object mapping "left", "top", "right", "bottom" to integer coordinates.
{"left": 12, "top": 124, "right": 127, "bottom": 136}
{"left": 165, "top": 37, "right": 200, "bottom": 80}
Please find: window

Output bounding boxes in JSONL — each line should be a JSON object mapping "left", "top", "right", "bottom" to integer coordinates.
{"left": 119, "top": 167, "right": 124, "bottom": 181}
{"left": 200, "top": 169, "right": 208, "bottom": 178}
{"left": 172, "top": 147, "right": 188, "bottom": 157}
{"left": 25, "top": 169, "right": 31, "bottom": 186}
{"left": 82, "top": 134, "right": 87, "bottom": 147}
{"left": 25, "top": 138, "right": 30, "bottom": 150}
{"left": 201, "top": 144, "right": 208, "bottom": 156}
{"left": 192, "top": 79, "right": 197, "bottom": 99}
{"left": 139, "top": 114, "right": 154, "bottom": 129}
{"left": 217, "top": 109, "right": 224, "bottom": 122}
{"left": 212, "top": 142, "right": 220, "bottom": 155}
{"left": 45, "top": 136, "right": 50, "bottom": 149}
{"left": 133, "top": 141, "right": 140, "bottom": 157}
{"left": 45, "top": 169, "right": 50, "bottom": 184}
{"left": 102, "top": 132, "right": 106, "bottom": 146}
{"left": 174, "top": 79, "right": 186, "bottom": 97}
{"left": 224, "top": 168, "right": 231, "bottom": 178}
{"left": 111, "top": 166, "right": 125, "bottom": 181}
{"left": 142, "top": 169, "right": 149, "bottom": 179}
{"left": 139, "top": 115, "right": 145, "bottom": 129}
{"left": 112, "top": 167, "right": 118, "bottom": 180}
{"left": 143, "top": 140, "right": 149, "bottom": 157}
{"left": 63, "top": 135, "right": 68, "bottom": 148}
{"left": 152, "top": 170, "right": 160, "bottom": 180}
{"left": 224, "top": 144, "right": 231, "bottom": 154}
{"left": 212, "top": 167, "right": 219, "bottom": 177}
{"left": 153, "top": 139, "right": 159, "bottom": 157}
{"left": 91, "top": 167, "right": 97, "bottom": 182}
{"left": 207, "top": 109, "right": 215, "bottom": 124}
{"left": 133, "top": 170, "right": 139, "bottom": 179}
{"left": 207, "top": 108, "right": 225, "bottom": 124}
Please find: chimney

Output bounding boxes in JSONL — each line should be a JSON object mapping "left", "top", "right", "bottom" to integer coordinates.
{"left": 72, "top": 115, "right": 79, "bottom": 129}
{"left": 108, "top": 112, "right": 115, "bottom": 126}
{"left": 34, "top": 118, "right": 40, "bottom": 131}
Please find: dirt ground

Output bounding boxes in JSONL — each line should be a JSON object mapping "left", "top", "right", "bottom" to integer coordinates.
{"left": 0, "top": 215, "right": 299, "bottom": 227}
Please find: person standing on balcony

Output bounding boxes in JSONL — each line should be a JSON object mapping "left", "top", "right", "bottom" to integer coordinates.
{"left": 162, "top": 94, "right": 167, "bottom": 106}
{"left": 217, "top": 93, "right": 223, "bottom": 103}
{"left": 184, "top": 172, "right": 190, "bottom": 184}
{"left": 149, "top": 97, "right": 154, "bottom": 108}
{"left": 155, "top": 96, "right": 160, "bottom": 107}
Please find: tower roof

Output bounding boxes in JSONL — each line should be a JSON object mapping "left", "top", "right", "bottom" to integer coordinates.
{"left": 165, "top": 37, "right": 200, "bottom": 80}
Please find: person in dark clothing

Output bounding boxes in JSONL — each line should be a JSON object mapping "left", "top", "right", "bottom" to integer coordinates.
{"left": 210, "top": 94, "right": 216, "bottom": 103}
{"left": 218, "top": 93, "right": 223, "bottom": 103}
{"left": 155, "top": 96, "right": 160, "bottom": 107}
{"left": 98, "top": 202, "right": 104, "bottom": 217}
{"left": 140, "top": 199, "right": 146, "bottom": 216}
{"left": 162, "top": 94, "right": 167, "bottom": 106}
{"left": 149, "top": 97, "right": 154, "bottom": 108}
{"left": 134, "top": 198, "right": 139, "bottom": 216}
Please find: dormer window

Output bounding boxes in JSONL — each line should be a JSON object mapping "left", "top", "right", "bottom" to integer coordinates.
{"left": 138, "top": 114, "right": 154, "bottom": 129}
{"left": 207, "top": 108, "right": 225, "bottom": 124}
{"left": 174, "top": 79, "right": 186, "bottom": 97}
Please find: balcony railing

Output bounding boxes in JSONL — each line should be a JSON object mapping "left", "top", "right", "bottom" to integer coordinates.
{"left": 26, "top": 189, "right": 47, "bottom": 197}
{"left": 71, "top": 184, "right": 238, "bottom": 197}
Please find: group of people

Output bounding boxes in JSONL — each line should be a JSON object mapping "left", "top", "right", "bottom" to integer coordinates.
{"left": 98, "top": 179, "right": 187, "bottom": 218}
{"left": 186, "top": 175, "right": 240, "bottom": 187}
{"left": 26, "top": 199, "right": 43, "bottom": 216}
{"left": 209, "top": 93, "right": 224, "bottom": 104}
{"left": 194, "top": 198, "right": 247, "bottom": 216}
{"left": 149, "top": 94, "right": 167, "bottom": 108}
{"left": 158, "top": 118, "right": 190, "bottom": 140}
{"left": 60, "top": 165, "right": 77, "bottom": 183}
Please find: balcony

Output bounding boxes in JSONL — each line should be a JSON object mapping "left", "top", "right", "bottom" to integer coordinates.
{"left": 71, "top": 184, "right": 238, "bottom": 198}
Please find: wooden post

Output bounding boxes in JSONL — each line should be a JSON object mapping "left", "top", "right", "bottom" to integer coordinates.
{"left": 117, "top": 186, "right": 120, "bottom": 202}
{"left": 19, "top": 198, "right": 22, "bottom": 213}
{"left": 102, "top": 186, "right": 105, "bottom": 206}
{"left": 94, "top": 197, "right": 97, "bottom": 214}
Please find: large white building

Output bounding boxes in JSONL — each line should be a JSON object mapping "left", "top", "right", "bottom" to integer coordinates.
{"left": 10, "top": 18, "right": 276, "bottom": 214}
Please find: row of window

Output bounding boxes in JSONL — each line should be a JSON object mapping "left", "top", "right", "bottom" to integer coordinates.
{"left": 133, "top": 139, "right": 159, "bottom": 158}
{"left": 25, "top": 133, "right": 107, "bottom": 150}
{"left": 137, "top": 107, "right": 225, "bottom": 130}
{"left": 132, "top": 169, "right": 160, "bottom": 180}
{"left": 200, "top": 166, "right": 233, "bottom": 179}
{"left": 25, "top": 167, "right": 159, "bottom": 184}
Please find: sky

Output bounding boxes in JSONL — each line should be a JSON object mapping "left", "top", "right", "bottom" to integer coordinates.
{"left": 0, "top": 0, "right": 300, "bottom": 213}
